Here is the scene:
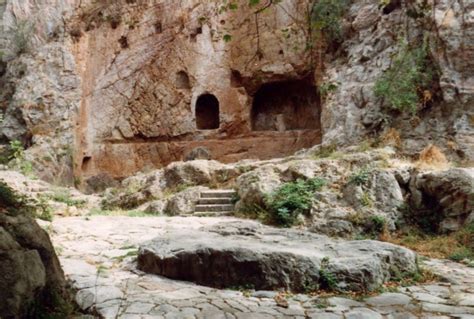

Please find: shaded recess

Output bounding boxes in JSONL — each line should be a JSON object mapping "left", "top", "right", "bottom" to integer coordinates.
{"left": 176, "top": 71, "right": 191, "bottom": 89}
{"left": 251, "top": 79, "right": 321, "bottom": 131}
{"left": 195, "top": 94, "right": 220, "bottom": 130}
{"left": 81, "top": 156, "right": 92, "bottom": 171}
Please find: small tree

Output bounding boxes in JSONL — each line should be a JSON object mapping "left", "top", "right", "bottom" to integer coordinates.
{"left": 374, "top": 38, "right": 435, "bottom": 114}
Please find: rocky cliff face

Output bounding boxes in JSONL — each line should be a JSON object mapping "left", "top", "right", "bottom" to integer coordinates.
{"left": 0, "top": 0, "right": 472, "bottom": 185}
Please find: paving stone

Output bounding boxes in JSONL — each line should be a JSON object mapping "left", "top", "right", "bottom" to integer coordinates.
{"left": 366, "top": 293, "right": 411, "bottom": 306}
{"left": 49, "top": 217, "right": 474, "bottom": 319}
{"left": 125, "top": 302, "right": 155, "bottom": 314}
{"left": 164, "top": 313, "right": 192, "bottom": 319}
{"left": 75, "top": 286, "right": 123, "bottom": 309}
{"left": 252, "top": 291, "right": 278, "bottom": 299}
{"left": 412, "top": 292, "right": 447, "bottom": 304}
{"left": 345, "top": 307, "right": 383, "bottom": 319}
{"left": 307, "top": 313, "right": 343, "bottom": 319}
{"left": 277, "top": 304, "right": 306, "bottom": 316}
{"left": 152, "top": 304, "right": 179, "bottom": 314}
{"left": 210, "top": 300, "right": 237, "bottom": 313}
{"left": 254, "top": 306, "right": 281, "bottom": 316}
{"left": 422, "top": 302, "right": 474, "bottom": 314}
{"left": 180, "top": 307, "right": 200, "bottom": 316}
{"left": 234, "top": 313, "right": 274, "bottom": 319}
{"left": 385, "top": 312, "right": 417, "bottom": 319}
{"left": 455, "top": 293, "right": 474, "bottom": 306}
{"left": 196, "top": 311, "right": 229, "bottom": 319}
{"left": 96, "top": 300, "right": 123, "bottom": 318}
{"left": 327, "top": 297, "right": 364, "bottom": 308}
{"left": 423, "top": 285, "right": 452, "bottom": 298}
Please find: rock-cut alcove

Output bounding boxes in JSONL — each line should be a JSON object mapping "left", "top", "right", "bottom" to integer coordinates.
{"left": 195, "top": 94, "right": 220, "bottom": 130}
{"left": 251, "top": 79, "right": 321, "bottom": 132}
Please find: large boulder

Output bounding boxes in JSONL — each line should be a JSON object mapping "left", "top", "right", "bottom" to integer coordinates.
{"left": 163, "top": 160, "right": 238, "bottom": 189}
{"left": 0, "top": 182, "right": 67, "bottom": 318}
{"left": 138, "top": 221, "right": 417, "bottom": 293}
{"left": 235, "top": 165, "right": 283, "bottom": 211}
{"left": 164, "top": 186, "right": 209, "bottom": 216}
{"left": 410, "top": 168, "right": 474, "bottom": 232}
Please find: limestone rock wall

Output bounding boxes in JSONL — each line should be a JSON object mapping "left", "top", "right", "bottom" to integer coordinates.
{"left": 0, "top": 0, "right": 472, "bottom": 184}
{"left": 71, "top": 0, "right": 321, "bottom": 182}
{"left": 321, "top": 0, "right": 474, "bottom": 159}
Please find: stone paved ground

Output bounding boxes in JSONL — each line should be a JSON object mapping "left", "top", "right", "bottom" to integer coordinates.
{"left": 46, "top": 216, "right": 474, "bottom": 319}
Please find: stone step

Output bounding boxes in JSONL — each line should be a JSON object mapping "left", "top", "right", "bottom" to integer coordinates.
{"left": 193, "top": 211, "right": 234, "bottom": 217}
{"left": 198, "top": 198, "right": 232, "bottom": 205}
{"left": 200, "top": 190, "right": 236, "bottom": 198}
{"left": 195, "top": 204, "right": 234, "bottom": 212}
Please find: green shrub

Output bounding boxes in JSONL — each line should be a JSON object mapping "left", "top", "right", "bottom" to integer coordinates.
{"left": 374, "top": 38, "right": 435, "bottom": 114}
{"left": 311, "top": 0, "right": 349, "bottom": 42}
{"left": 348, "top": 167, "right": 371, "bottom": 186}
{"left": 265, "top": 178, "right": 325, "bottom": 227}
{"left": 8, "top": 140, "right": 35, "bottom": 176}
{"left": 448, "top": 247, "right": 473, "bottom": 262}
{"left": 9, "top": 140, "right": 24, "bottom": 160}
{"left": 319, "top": 257, "right": 338, "bottom": 291}
{"left": 370, "top": 215, "right": 387, "bottom": 233}
{"left": 51, "top": 189, "right": 87, "bottom": 208}
{"left": 360, "top": 191, "right": 374, "bottom": 207}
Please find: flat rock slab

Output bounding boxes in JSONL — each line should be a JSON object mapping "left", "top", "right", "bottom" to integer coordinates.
{"left": 138, "top": 221, "right": 417, "bottom": 292}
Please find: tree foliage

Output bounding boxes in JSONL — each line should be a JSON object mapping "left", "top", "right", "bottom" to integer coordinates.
{"left": 374, "top": 38, "right": 435, "bottom": 114}
{"left": 311, "top": 0, "right": 349, "bottom": 42}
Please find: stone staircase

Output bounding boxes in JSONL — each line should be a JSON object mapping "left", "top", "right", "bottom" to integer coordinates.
{"left": 193, "top": 189, "right": 236, "bottom": 217}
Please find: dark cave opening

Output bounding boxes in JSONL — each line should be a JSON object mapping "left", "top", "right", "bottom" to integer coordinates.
{"left": 195, "top": 94, "right": 220, "bottom": 130}
{"left": 251, "top": 79, "right": 321, "bottom": 131}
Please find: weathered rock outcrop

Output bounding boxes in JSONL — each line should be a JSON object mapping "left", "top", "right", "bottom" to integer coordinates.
{"left": 322, "top": 1, "right": 474, "bottom": 160}
{"left": 138, "top": 221, "right": 417, "bottom": 292}
{"left": 409, "top": 168, "right": 474, "bottom": 232}
{"left": 0, "top": 0, "right": 471, "bottom": 184}
{"left": 0, "top": 182, "right": 67, "bottom": 318}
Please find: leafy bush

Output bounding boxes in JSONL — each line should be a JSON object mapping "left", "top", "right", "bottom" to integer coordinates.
{"left": 311, "top": 0, "right": 349, "bottom": 42}
{"left": 319, "top": 257, "right": 338, "bottom": 291}
{"left": 449, "top": 247, "right": 473, "bottom": 262}
{"left": 374, "top": 38, "right": 435, "bottom": 114}
{"left": 265, "top": 178, "right": 325, "bottom": 227}
{"left": 9, "top": 140, "right": 24, "bottom": 160}
{"left": 370, "top": 215, "right": 387, "bottom": 234}
{"left": 348, "top": 167, "right": 370, "bottom": 186}
{"left": 50, "top": 189, "right": 87, "bottom": 208}
{"left": 8, "top": 140, "right": 35, "bottom": 176}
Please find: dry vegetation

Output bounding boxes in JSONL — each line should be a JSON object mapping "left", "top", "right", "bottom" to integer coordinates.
{"left": 416, "top": 144, "right": 450, "bottom": 170}
{"left": 386, "top": 223, "right": 474, "bottom": 263}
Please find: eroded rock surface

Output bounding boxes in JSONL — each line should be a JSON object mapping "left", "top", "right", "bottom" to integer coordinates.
{"left": 138, "top": 221, "right": 417, "bottom": 292}
{"left": 0, "top": 0, "right": 472, "bottom": 183}
{"left": 100, "top": 148, "right": 474, "bottom": 235}
{"left": 410, "top": 168, "right": 474, "bottom": 232}
{"left": 0, "top": 184, "right": 67, "bottom": 318}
